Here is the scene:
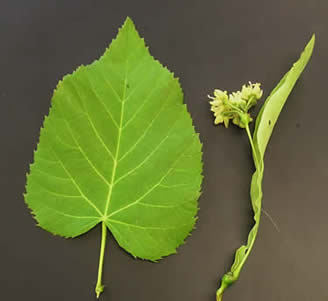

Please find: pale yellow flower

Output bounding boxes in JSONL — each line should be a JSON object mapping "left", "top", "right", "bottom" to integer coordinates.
{"left": 241, "top": 82, "right": 263, "bottom": 101}
{"left": 208, "top": 82, "right": 263, "bottom": 128}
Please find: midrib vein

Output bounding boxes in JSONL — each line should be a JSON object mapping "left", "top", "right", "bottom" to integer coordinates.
{"left": 103, "top": 63, "right": 128, "bottom": 218}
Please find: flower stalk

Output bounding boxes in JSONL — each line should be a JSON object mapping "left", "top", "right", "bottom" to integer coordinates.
{"left": 208, "top": 82, "right": 263, "bottom": 301}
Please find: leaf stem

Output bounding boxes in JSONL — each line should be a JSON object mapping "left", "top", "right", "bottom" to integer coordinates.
{"left": 95, "top": 221, "right": 107, "bottom": 298}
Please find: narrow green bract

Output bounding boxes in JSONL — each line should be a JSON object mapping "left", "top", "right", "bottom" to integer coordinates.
{"left": 212, "top": 35, "right": 315, "bottom": 301}
{"left": 254, "top": 35, "right": 315, "bottom": 156}
{"left": 25, "top": 17, "right": 203, "bottom": 297}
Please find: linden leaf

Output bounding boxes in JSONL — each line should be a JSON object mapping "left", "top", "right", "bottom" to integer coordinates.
{"left": 25, "top": 17, "right": 203, "bottom": 297}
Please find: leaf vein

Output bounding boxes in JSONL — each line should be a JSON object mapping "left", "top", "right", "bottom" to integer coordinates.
{"left": 39, "top": 205, "right": 99, "bottom": 220}
{"left": 108, "top": 138, "right": 196, "bottom": 217}
{"left": 122, "top": 72, "right": 167, "bottom": 130}
{"left": 82, "top": 73, "right": 120, "bottom": 129}
{"left": 138, "top": 202, "right": 180, "bottom": 209}
{"left": 107, "top": 218, "right": 190, "bottom": 231}
{"left": 63, "top": 119, "right": 111, "bottom": 187}
{"left": 34, "top": 182, "right": 82, "bottom": 199}
{"left": 119, "top": 83, "right": 175, "bottom": 162}
{"left": 114, "top": 111, "right": 183, "bottom": 185}
{"left": 33, "top": 167, "right": 71, "bottom": 181}
{"left": 68, "top": 80, "right": 116, "bottom": 161}
{"left": 50, "top": 148, "right": 103, "bottom": 217}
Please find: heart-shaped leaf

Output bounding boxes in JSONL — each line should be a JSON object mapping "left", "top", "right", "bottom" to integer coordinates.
{"left": 25, "top": 17, "right": 203, "bottom": 297}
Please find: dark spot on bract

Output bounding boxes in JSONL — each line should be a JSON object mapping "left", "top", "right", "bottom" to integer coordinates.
{"left": 268, "top": 120, "right": 271, "bottom": 125}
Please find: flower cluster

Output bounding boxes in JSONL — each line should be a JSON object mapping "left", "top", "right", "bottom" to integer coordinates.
{"left": 208, "top": 82, "right": 263, "bottom": 128}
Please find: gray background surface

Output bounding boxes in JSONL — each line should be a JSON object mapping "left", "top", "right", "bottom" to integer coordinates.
{"left": 1, "top": 0, "right": 327, "bottom": 300}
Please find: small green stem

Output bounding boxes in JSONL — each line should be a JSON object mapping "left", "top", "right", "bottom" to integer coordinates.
{"left": 226, "top": 102, "right": 244, "bottom": 114}
{"left": 245, "top": 123, "right": 256, "bottom": 159}
{"left": 245, "top": 95, "right": 256, "bottom": 111}
{"left": 216, "top": 123, "right": 260, "bottom": 301}
{"left": 95, "top": 221, "right": 107, "bottom": 298}
{"left": 216, "top": 281, "right": 228, "bottom": 301}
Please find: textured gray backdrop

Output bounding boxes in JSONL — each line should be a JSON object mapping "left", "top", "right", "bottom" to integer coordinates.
{"left": 0, "top": 1, "right": 327, "bottom": 300}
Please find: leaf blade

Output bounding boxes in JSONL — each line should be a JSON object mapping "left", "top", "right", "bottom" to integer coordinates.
{"left": 25, "top": 16, "right": 203, "bottom": 266}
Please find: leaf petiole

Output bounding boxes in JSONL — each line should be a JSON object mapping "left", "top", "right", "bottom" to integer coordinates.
{"left": 95, "top": 221, "right": 108, "bottom": 298}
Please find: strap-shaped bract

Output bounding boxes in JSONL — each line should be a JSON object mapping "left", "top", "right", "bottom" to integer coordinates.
{"left": 216, "top": 35, "right": 315, "bottom": 301}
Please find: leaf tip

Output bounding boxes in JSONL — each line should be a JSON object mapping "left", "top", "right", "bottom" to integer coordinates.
{"left": 311, "top": 33, "right": 316, "bottom": 43}
{"left": 122, "top": 16, "right": 136, "bottom": 31}
{"left": 305, "top": 34, "right": 316, "bottom": 56}
{"left": 124, "top": 16, "right": 134, "bottom": 24}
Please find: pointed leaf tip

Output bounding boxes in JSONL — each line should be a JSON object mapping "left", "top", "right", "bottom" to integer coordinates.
{"left": 25, "top": 16, "right": 203, "bottom": 296}
{"left": 308, "top": 34, "right": 315, "bottom": 51}
{"left": 311, "top": 33, "right": 315, "bottom": 41}
{"left": 122, "top": 16, "right": 135, "bottom": 29}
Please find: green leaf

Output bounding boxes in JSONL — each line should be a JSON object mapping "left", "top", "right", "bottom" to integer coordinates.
{"left": 25, "top": 17, "right": 203, "bottom": 297}
{"left": 216, "top": 35, "right": 315, "bottom": 301}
